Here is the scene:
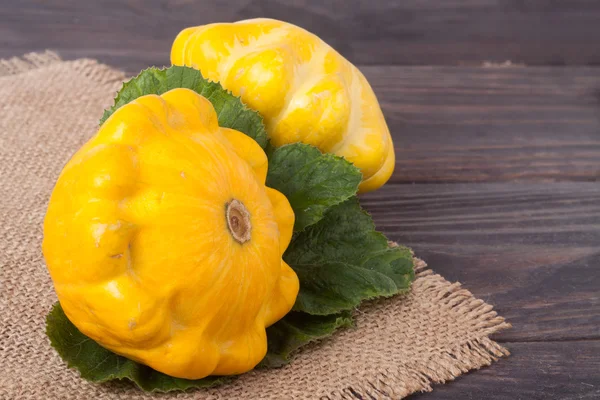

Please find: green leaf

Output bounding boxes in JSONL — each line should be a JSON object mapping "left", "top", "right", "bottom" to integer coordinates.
{"left": 99, "top": 66, "right": 268, "bottom": 149}
{"left": 261, "top": 311, "right": 353, "bottom": 368}
{"left": 266, "top": 143, "right": 362, "bottom": 232}
{"left": 46, "top": 303, "right": 229, "bottom": 392}
{"left": 284, "top": 197, "right": 414, "bottom": 315}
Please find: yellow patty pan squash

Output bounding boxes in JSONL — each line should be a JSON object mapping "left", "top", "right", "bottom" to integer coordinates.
{"left": 171, "top": 18, "right": 395, "bottom": 193}
{"left": 42, "top": 88, "right": 300, "bottom": 380}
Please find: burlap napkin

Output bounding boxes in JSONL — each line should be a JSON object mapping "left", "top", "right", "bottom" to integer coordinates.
{"left": 0, "top": 52, "right": 511, "bottom": 400}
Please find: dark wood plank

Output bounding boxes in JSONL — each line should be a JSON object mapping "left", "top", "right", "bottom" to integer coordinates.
{"left": 4, "top": 57, "right": 598, "bottom": 182}
{"left": 408, "top": 341, "right": 600, "bottom": 400}
{"left": 361, "top": 183, "right": 600, "bottom": 342}
{"left": 4, "top": 7, "right": 600, "bottom": 183}
{"left": 2, "top": 0, "right": 600, "bottom": 69}
{"left": 362, "top": 66, "right": 600, "bottom": 183}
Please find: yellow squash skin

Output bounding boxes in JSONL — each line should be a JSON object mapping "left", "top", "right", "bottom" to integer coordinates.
{"left": 42, "top": 88, "right": 299, "bottom": 379}
{"left": 171, "top": 18, "right": 395, "bottom": 193}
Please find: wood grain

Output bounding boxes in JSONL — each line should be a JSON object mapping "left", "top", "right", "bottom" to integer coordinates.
{"left": 361, "top": 183, "right": 600, "bottom": 342}
{"left": 408, "top": 341, "right": 600, "bottom": 400}
{"left": 3, "top": 4, "right": 600, "bottom": 183}
{"left": 362, "top": 66, "right": 600, "bottom": 183}
{"left": 2, "top": 0, "right": 600, "bottom": 69}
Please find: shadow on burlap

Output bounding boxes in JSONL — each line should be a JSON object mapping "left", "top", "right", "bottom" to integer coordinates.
{"left": 0, "top": 52, "right": 511, "bottom": 400}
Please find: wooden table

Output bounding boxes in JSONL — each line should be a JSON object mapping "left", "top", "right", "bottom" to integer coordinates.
{"left": 3, "top": 1, "right": 599, "bottom": 398}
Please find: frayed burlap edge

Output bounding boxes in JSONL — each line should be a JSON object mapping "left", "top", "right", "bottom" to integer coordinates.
{"left": 0, "top": 50, "right": 62, "bottom": 76}
{"left": 0, "top": 51, "right": 126, "bottom": 87}
{"left": 325, "top": 257, "right": 511, "bottom": 399}
{"left": 330, "top": 338, "right": 509, "bottom": 399}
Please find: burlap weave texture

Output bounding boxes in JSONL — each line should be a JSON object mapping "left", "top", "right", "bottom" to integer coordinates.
{"left": 0, "top": 52, "right": 510, "bottom": 400}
